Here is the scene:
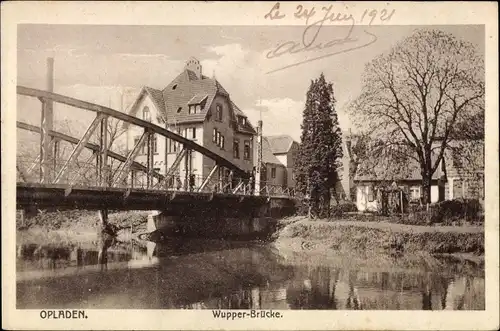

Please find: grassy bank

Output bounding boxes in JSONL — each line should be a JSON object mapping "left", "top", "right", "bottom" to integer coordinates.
{"left": 16, "top": 210, "right": 151, "bottom": 246}
{"left": 273, "top": 216, "right": 484, "bottom": 257}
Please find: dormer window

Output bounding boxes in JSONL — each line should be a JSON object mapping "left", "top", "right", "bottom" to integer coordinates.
{"left": 177, "top": 107, "right": 182, "bottom": 113}
{"left": 188, "top": 104, "right": 202, "bottom": 114}
{"left": 239, "top": 116, "right": 246, "bottom": 126}
{"left": 172, "top": 84, "right": 177, "bottom": 90}
{"left": 142, "top": 106, "right": 151, "bottom": 122}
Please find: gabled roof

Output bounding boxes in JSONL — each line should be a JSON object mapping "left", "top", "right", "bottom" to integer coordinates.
{"left": 126, "top": 58, "right": 257, "bottom": 133}
{"left": 230, "top": 101, "right": 257, "bottom": 135}
{"left": 266, "top": 135, "right": 296, "bottom": 154}
{"left": 123, "top": 86, "right": 166, "bottom": 128}
{"left": 354, "top": 152, "right": 444, "bottom": 182}
{"left": 161, "top": 70, "right": 217, "bottom": 125}
{"left": 143, "top": 86, "right": 166, "bottom": 114}
{"left": 262, "top": 137, "right": 285, "bottom": 165}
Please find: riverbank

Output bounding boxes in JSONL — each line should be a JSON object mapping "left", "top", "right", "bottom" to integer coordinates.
{"left": 16, "top": 210, "right": 151, "bottom": 246}
{"left": 273, "top": 216, "right": 484, "bottom": 258}
{"left": 17, "top": 211, "right": 485, "bottom": 259}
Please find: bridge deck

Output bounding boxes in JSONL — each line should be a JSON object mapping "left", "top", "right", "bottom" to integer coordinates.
{"left": 17, "top": 183, "right": 294, "bottom": 211}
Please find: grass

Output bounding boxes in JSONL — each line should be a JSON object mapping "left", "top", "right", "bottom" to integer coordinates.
{"left": 274, "top": 216, "right": 484, "bottom": 256}
{"left": 16, "top": 209, "right": 151, "bottom": 246}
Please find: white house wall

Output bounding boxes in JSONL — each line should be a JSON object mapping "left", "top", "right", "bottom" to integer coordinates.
{"left": 356, "top": 185, "right": 379, "bottom": 212}
{"left": 126, "top": 93, "right": 167, "bottom": 175}
{"left": 276, "top": 154, "right": 287, "bottom": 167}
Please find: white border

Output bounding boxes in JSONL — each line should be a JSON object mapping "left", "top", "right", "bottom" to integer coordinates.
{"left": 2, "top": 2, "right": 498, "bottom": 330}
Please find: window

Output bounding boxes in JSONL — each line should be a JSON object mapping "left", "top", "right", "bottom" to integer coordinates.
{"left": 168, "top": 138, "right": 178, "bottom": 153}
{"left": 191, "top": 127, "right": 196, "bottom": 139}
{"left": 188, "top": 105, "right": 200, "bottom": 114}
{"left": 239, "top": 116, "right": 246, "bottom": 126}
{"left": 410, "top": 186, "right": 421, "bottom": 200}
{"left": 367, "top": 185, "right": 374, "bottom": 202}
{"left": 212, "top": 128, "right": 217, "bottom": 143}
{"left": 172, "top": 84, "right": 177, "bottom": 90}
{"left": 183, "top": 128, "right": 188, "bottom": 138}
{"left": 220, "top": 135, "right": 225, "bottom": 150}
{"left": 152, "top": 134, "right": 158, "bottom": 154}
{"left": 292, "top": 171, "right": 295, "bottom": 180}
{"left": 216, "top": 104, "right": 223, "bottom": 121}
{"left": 244, "top": 140, "right": 251, "bottom": 160}
{"left": 233, "top": 139, "right": 240, "bottom": 159}
{"left": 271, "top": 167, "right": 276, "bottom": 179}
{"left": 142, "top": 106, "right": 151, "bottom": 122}
{"left": 153, "top": 167, "right": 161, "bottom": 173}
{"left": 134, "top": 137, "right": 140, "bottom": 154}
{"left": 134, "top": 136, "right": 145, "bottom": 155}
{"left": 177, "top": 107, "right": 182, "bottom": 113}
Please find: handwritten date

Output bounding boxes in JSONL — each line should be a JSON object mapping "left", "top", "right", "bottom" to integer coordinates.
{"left": 264, "top": 2, "right": 395, "bottom": 25}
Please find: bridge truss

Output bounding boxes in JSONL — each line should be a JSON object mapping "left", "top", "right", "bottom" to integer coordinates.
{"left": 16, "top": 86, "right": 297, "bottom": 212}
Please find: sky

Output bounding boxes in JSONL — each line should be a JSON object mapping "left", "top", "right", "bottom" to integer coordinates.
{"left": 17, "top": 24, "right": 484, "bottom": 141}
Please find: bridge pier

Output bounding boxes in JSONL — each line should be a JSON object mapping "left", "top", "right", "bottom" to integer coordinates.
{"left": 147, "top": 198, "right": 296, "bottom": 240}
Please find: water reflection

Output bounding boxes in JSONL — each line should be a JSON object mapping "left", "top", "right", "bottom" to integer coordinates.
{"left": 16, "top": 239, "right": 484, "bottom": 310}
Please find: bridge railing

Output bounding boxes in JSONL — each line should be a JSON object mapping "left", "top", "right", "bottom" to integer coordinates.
{"left": 16, "top": 86, "right": 299, "bottom": 199}
{"left": 17, "top": 154, "right": 298, "bottom": 198}
{"left": 16, "top": 86, "right": 251, "bottom": 191}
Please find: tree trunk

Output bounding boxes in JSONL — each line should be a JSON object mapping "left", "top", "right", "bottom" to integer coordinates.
{"left": 422, "top": 175, "right": 432, "bottom": 205}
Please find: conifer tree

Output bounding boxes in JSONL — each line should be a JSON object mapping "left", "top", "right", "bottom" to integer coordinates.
{"left": 296, "top": 73, "right": 343, "bottom": 218}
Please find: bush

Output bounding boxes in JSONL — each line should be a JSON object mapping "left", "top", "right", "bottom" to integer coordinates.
{"left": 330, "top": 200, "right": 358, "bottom": 216}
{"left": 430, "top": 198, "right": 483, "bottom": 223}
{"left": 399, "top": 198, "right": 483, "bottom": 225}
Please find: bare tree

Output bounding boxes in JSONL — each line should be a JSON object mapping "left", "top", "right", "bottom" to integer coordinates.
{"left": 52, "top": 117, "right": 127, "bottom": 185}
{"left": 349, "top": 29, "right": 484, "bottom": 203}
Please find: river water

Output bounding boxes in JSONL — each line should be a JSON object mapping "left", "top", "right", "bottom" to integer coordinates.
{"left": 16, "top": 237, "right": 484, "bottom": 310}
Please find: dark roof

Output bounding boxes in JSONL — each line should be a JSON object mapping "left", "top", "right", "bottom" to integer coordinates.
{"left": 126, "top": 59, "right": 257, "bottom": 134}
{"left": 230, "top": 101, "right": 257, "bottom": 135}
{"left": 143, "top": 86, "right": 166, "bottom": 114}
{"left": 188, "top": 94, "right": 208, "bottom": 105}
{"left": 123, "top": 86, "right": 166, "bottom": 128}
{"left": 261, "top": 137, "right": 284, "bottom": 165}
{"left": 354, "top": 153, "right": 444, "bottom": 182}
{"left": 266, "top": 135, "right": 296, "bottom": 154}
{"left": 161, "top": 70, "right": 217, "bottom": 125}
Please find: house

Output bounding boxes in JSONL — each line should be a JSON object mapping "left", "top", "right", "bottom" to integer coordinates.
{"left": 354, "top": 157, "right": 445, "bottom": 212}
{"left": 257, "top": 137, "right": 288, "bottom": 189}
{"left": 442, "top": 139, "right": 484, "bottom": 201}
{"left": 256, "top": 133, "right": 351, "bottom": 197}
{"left": 353, "top": 139, "right": 484, "bottom": 212}
{"left": 265, "top": 135, "right": 299, "bottom": 188}
{"left": 124, "top": 57, "right": 257, "bottom": 188}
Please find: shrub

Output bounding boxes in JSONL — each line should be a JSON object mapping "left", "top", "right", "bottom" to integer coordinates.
{"left": 401, "top": 198, "right": 483, "bottom": 225}
{"left": 330, "top": 200, "right": 357, "bottom": 216}
{"left": 430, "top": 198, "right": 483, "bottom": 223}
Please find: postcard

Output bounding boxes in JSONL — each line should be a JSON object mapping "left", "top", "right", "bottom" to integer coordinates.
{"left": 1, "top": 1, "right": 498, "bottom": 330}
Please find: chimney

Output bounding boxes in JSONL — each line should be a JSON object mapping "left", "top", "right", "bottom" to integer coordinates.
{"left": 184, "top": 57, "right": 202, "bottom": 79}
